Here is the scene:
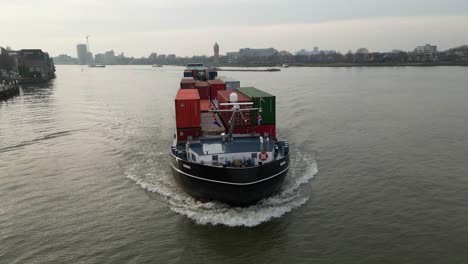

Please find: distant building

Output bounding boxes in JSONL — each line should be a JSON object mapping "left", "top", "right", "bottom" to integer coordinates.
{"left": 17, "top": 49, "right": 55, "bottom": 82}
{"left": 213, "top": 42, "right": 219, "bottom": 65}
{"left": 76, "top": 44, "right": 88, "bottom": 65}
{"left": 148, "top": 53, "right": 158, "bottom": 64}
{"left": 239, "top": 48, "right": 277, "bottom": 57}
{"left": 87, "top": 52, "right": 93, "bottom": 64}
{"left": 411, "top": 44, "right": 438, "bottom": 62}
{"left": 167, "top": 54, "right": 176, "bottom": 64}
{"left": 313, "top": 47, "right": 319, "bottom": 55}
{"left": 296, "top": 47, "right": 336, "bottom": 56}
{"left": 226, "top": 51, "right": 239, "bottom": 64}
{"left": 104, "top": 50, "right": 115, "bottom": 65}
{"left": 157, "top": 54, "right": 166, "bottom": 64}
{"left": 0, "top": 47, "right": 19, "bottom": 72}
{"left": 53, "top": 54, "right": 78, "bottom": 65}
{"left": 94, "top": 53, "right": 104, "bottom": 65}
{"left": 414, "top": 44, "right": 437, "bottom": 55}
{"left": 295, "top": 49, "right": 311, "bottom": 56}
{"left": 356, "top": 48, "right": 369, "bottom": 54}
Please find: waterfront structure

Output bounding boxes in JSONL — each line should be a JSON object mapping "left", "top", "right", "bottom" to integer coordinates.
{"left": 214, "top": 42, "right": 219, "bottom": 65}
{"left": 17, "top": 49, "right": 55, "bottom": 82}
{"left": 76, "top": 44, "right": 88, "bottom": 65}
{"left": 0, "top": 48, "right": 18, "bottom": 72}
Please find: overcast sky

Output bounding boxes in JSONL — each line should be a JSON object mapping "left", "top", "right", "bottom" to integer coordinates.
{"left": 1, "top": 0, "right": 468, "bottom": 57}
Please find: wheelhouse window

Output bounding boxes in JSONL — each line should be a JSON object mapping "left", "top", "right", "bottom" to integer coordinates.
{"left": 212, "top": 155, "right": 218, "bottom": 161}
{"left": 191, "top": 153, "right": 196, "bottom": 162}
{"left": 251, "top": 153, "right": 257, "bottom": 159}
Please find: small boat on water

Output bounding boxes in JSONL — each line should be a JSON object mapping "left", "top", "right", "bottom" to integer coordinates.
{"left": 152, "top": 64, "right": 163, "bottom": 67}
{"left": 282, "top": 64, "right": 289, "bottom": 68}
{"left": 88, "top": 64, "right": 106, "bottom": 68}
{"left": 171, "top": 64, "right": 290, "bottom": 206}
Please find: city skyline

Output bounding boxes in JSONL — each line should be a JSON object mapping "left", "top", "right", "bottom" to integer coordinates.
{"left": 3, "top": 0, "right": 467, "bottom": 57}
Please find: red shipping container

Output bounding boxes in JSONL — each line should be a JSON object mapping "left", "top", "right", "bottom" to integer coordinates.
{"left": 207, "top": 80, "right": 226, "bottom": 101}
{"left": 192, "top": 70, "right": 199, "bottom": 80}
{"left": 177, "top": 127, "right": 202, "bottom": 141}
{"left": 180, "top": 78, "right": 196, "bottom": 89}
{"left": 195, "top": 81, "right": 210, "bottom": 100}
{"left": 217, "top": 90, "right": 252, "bottom": 127}
{"left": 200, "top": 99, "right": 214, "bottom": 112}
{"left": 175, "top": 89, "right": 201, "bottom": 128}
{"left": 232, "top": 125, "right": 276, "bottom": 137}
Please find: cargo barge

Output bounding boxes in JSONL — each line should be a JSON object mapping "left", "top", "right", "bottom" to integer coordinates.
{"left": 171, "top": 63, "right": 289, "bottom": 206}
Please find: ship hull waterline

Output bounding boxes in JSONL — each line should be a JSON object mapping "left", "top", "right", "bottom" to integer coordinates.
{"left": 170, "top": 153, "right": 290, "bottom": 206}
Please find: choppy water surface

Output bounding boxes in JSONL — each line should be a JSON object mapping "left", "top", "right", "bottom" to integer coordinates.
{"left": 1, "top": 65, "right": 467, "bottom": 263}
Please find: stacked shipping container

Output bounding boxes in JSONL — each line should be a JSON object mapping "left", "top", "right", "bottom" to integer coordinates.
{"left": 177, "top": 69, "right": 278, "bottom": 139}
{"left": 183, "top": 70, "right": 192, "bottom": 77}
{"left": 237, "top": 87, "right": 276, "bottom": 138}
{"left": 195, "top": 81, "right": 210, "bottom": 100}
{"left": 217, "top": 77, "right": 240, "bottom": 90}
{"left": 217, "top": 90, "right": 252, "bottom": 128}
{"left": 175, "top": 89, "right": 202, "bottom": 141}
{"left": 237, "top": 87, "right": 276, "bottom": 125}
{"left": 180, "top": 77, "right": 196, "bottom": 89}
{"left": 207, "top": 80, "right": 226, "bottom": 101}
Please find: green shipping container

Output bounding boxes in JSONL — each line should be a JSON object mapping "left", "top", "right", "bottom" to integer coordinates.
{"left": 237, "top": 87, "right": 276, "bottom": 125}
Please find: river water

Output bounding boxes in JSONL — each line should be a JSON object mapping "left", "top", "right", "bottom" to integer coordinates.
{"left": 1, "top": 65, "right": 467, "bottom": 263}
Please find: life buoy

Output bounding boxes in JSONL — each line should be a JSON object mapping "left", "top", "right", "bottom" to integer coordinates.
{"left": 259, "top": 152, "right": 268, "bottom": 161}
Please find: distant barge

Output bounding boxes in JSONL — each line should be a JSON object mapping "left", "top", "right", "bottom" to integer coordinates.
{"left": 171, "top": 63, "right": 289, "bottom": 206}
{"left": 217, "top": 68, "right": 280, "bottom": 72}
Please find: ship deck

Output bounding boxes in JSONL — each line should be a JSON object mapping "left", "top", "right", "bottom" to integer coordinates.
{"left": 188, "top": 136, "right": 274, "bottom": 155}
{"left": 200, "top": 112, "right": 225, "bottom": 134}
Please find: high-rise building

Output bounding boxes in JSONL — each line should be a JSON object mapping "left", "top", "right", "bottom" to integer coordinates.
{"left": 214, "top": 42, "right": 219, "bottom": 65}
{"left": 167, "top": 54, "right": 176, "bottom": 64}
{"left": 76, "top": 44, "right": 88, "bottom": 65}
{"left": 157, "top": 54, "right": 166, "bottom": 64}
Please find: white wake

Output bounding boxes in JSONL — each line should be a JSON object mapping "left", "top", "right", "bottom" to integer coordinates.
{"left": 125, "top": 151, "right": 318, "bottom": 227}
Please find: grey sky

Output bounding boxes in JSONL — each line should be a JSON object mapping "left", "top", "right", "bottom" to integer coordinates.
{"left": 1, "top": 0, "right": 468, "bottom": 57}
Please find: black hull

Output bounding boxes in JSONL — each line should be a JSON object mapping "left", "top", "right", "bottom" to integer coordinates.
{"left": 170, "top": 153, "right": 289, "bottom": 206}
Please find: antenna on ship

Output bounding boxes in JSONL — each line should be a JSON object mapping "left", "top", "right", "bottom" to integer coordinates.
{"left": 210, "top": 92, "right": 262, "bottom": 142}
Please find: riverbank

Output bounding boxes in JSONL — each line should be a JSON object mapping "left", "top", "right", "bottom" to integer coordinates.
{"left": 287, "top": 61, "right": 468, "bottom": 67}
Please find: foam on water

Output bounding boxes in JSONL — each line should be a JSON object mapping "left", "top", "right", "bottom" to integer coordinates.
{"left": 125, "top": 151, "right": 318, "bottom": 227}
